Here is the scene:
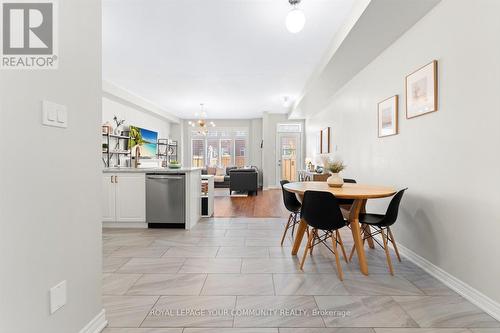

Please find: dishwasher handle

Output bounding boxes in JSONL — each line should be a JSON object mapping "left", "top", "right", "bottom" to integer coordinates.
{"left": 147, "top": 175, "right": 184, "bottom": 180}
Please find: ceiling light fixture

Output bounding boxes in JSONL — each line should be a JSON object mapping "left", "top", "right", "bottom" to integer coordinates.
{"left": 286, "top": 0, "right": 305, "bottom": 34}
{"left": 283, "top": 96, "right": 293, "bottom": 108}
{"left": 188, "top": 104, "right": 215, "bottom": 136}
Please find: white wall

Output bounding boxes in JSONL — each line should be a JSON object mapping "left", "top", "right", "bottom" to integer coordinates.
{"left": 170, "top": 122, "right": 184, "bottom": 164}
{"left": 305, "top": 0, "right": 500, "bottom": 304}
{"left": 250, "top": 118, "right": 263, "bottom": 186}
{"left": 103, "top": 96, "right": 170, "bottom": 140}
{"left": 262, "top": 113, "right": 305, "bottom": 189}
{"left": 0, "top": 0, "right": 103, "bottom": 332}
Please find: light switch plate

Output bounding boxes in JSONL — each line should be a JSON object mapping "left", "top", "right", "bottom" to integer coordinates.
{"left": 42, "top": 101, "right": 68, "bottom": 128}
{"left": 49, "top": 280, "right": 67, "bottom": 314}
{"left": 57, "top": 108, "right": 67, "bottom": 123}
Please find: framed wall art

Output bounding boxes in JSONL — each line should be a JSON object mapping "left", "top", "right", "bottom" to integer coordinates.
{"left": 406, "top": 60, "right": 438, "bottom": 118}
{"left": 378, "top": 95, "right": 399, "bottom": 137}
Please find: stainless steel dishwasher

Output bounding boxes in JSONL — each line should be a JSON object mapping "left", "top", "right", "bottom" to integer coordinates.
{"left": 146, "top": 173, "right": 186, "bottom": 228}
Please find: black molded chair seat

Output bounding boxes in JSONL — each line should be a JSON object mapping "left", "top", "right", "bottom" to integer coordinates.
{"left": 280, "top": 180, "right": 301, "bottom": 212}
{"left": 287, "top": 202, "right": 301, "bottom": 213}
{"left": 299, "top": 190, "right": 349, "bottom": 280}
{"left": 337, "top": 178, "right": 357, "bottom": 206}
{"left": 280, "top": 180, "right": 302, "bottom": 246}
{"left": 358, "top": 213, "right": 385, "bottom": 225}
{"left": 349, "top": 188, "right": 407, "bottom": 275}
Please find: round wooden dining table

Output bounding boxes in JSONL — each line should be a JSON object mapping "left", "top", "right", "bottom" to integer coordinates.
{"left": 283, "top": 181, "right": 396, "bottom": 275}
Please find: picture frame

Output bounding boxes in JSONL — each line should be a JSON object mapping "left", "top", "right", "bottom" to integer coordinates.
{"left": 378, "top": 95, "right": 399, "bottom": 137}
{"left": 102, "top": 124, "right": 112, "bottom": 134}
{"left": 320, "top": 127, "right": 330, "bottom": 153}
{"left": 129, "top": 126, "right": 158, "bottom": 157}
{"left": 406, "top": 60, "right": 438, "bottom": 119}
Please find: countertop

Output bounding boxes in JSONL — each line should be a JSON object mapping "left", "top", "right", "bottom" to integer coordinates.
{"left": 103, "top": 167, "right": 202, "bottom": 174}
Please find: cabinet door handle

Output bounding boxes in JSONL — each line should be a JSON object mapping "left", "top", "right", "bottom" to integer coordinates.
{"left": 111, "top": 175, "right": 114, "bottom": 183}
{"left": 115, "top": 176, "right": 118, "bottom": 183}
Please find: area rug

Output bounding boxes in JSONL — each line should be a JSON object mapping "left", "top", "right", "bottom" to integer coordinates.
{"left": 214, "top": 188, "right": 249, "bottom": 197}
{"left": 230, "top": 191, "right": 248, "bottom": 197}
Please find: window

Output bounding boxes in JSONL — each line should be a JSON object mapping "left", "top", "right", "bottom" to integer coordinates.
{"left": 277, "top": 123, "right": 302, "bottom": 133}
{"left": 206, "top": 139, "right": 219, "bottom": 167}
{"left": 220, "top": 139, "right": 233, "bottom": 167}
{"left": 235, "top": 139, "right": 246, "bottom": 167}
{"left": 191, "top": 139, "right": 205, "bottom": 167}
{"left": 190, "top": 128, "right": 248, "bottom": 168}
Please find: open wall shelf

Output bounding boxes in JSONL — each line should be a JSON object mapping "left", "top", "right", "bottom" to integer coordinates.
{"left": 157, "top": 139, "right": 178, "bottom": 166}
{"left": 102, "top": 128, "right": 131, "bottom": 167}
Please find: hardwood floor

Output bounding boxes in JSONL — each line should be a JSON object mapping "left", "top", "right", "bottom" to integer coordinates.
{"left": 214, "top": 189, "right": 290, "bottom": 218}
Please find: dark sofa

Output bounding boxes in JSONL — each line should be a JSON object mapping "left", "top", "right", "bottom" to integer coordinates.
{"left": 202, "top": 166, "right": 234, "bottom": 188}
{"left": 229, "top": 167, "right": 259, "bottom": 195}
{"left": 202, "top": 166, "right": 260, "bottom": 193}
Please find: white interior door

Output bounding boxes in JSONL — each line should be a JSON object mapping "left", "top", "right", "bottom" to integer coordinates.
{"left": 276, "top": 132, "right": 301, "bottom": 184}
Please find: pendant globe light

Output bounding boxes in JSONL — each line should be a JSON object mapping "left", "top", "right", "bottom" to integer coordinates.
{"left": 286, "top": 0, "right": 305, "bottom": 33}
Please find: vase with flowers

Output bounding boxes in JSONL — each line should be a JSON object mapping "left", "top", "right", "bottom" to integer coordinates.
{"left": 113, "top": 115, "right": 125, "bottom": 135}
{"left": 325, "top": 160, "right": 346, "bottom": 188}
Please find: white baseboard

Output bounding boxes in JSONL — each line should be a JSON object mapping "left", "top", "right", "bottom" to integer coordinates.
{"left": 102, "top": 222, "right": 147, "bottom": 228}
{"left": 396, "top": 243, "right": 500, "bottom": 321}
{"left": 263, "top": 186, "right": 280, "bottom": 190}
{"left": 79, "top": 309, "right": 107, "bottom": 333}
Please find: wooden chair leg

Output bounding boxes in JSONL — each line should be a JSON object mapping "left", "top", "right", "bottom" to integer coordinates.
{"left": 310, "top": 229, "right": 317, "bottom": 255}
{"left": 348, "top": 235, "right": 367, "bottom": 261}
{"left": 387, "top": 227, "right": 401, "bottom": 262}
{"left": 300, "top": 228, "right": 313, "bottom": 270}
{"left": 280, "top": 213, "right": 292, "bottom": 246}
{"left": 336, "top": 230, "right": 349, "bottom": 263}
{"left": 331, "top": 231, "right": 344, "bottom": 281}
{"left": 381, "top": 228, "right": 394, "bottom": 275}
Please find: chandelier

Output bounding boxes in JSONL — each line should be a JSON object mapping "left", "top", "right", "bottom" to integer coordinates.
{"left": 188, "top": 103, "right": 215, "bottom": 136}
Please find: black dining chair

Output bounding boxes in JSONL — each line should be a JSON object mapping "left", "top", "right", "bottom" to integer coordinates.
{"left": 337, "top": 178, "right": 357, "bottom": 208}
{"left": 348, "top": 188, "right": 407, "bottom": 275}
{"left": 308, "top": 179, "right": 354, "bottom": 253}
{"left": 300, "top": 190, "right": 349, "bottom": 280}
{"left": 279, "top": 180, "right": 302, "bottom": 246}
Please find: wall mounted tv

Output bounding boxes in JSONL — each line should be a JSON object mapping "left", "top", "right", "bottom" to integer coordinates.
{"left": 129, "top": 126, "right": 158, "bottom": 158}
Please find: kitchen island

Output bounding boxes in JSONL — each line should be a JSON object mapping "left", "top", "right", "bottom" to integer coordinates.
{"left": 102, "top": 167, "right": 201, "bottom": 229}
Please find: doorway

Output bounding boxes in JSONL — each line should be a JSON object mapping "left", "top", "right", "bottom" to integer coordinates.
{"left": 276, "top": 123, "right": 303, "bottom": 185}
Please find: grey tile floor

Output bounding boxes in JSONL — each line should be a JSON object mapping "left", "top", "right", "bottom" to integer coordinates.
{"left": 102, "top": 218, "right": 500, "bottom": 333}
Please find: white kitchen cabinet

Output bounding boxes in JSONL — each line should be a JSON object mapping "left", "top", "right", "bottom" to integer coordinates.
{"left": 103, "top": 173, "right": 145, "bottom": 223}
{"left": 115, "top": 173, "right": 146, "bottom": 222}
{"left": 102, "top": 174, "right": 116, "bottom": 222}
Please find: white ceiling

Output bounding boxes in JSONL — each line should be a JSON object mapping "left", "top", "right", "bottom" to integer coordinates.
{"left": 102, "top": 0, "right": 354, "bottom": 119}
{"left": 290, "top": 0, "right": 442, "bottom": 119}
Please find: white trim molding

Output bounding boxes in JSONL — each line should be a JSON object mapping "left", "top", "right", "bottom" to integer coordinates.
{"left": 79, "top": 309, "right": 107, "bottom": 333}
{"left": 102, "top": 222, "right": 148, "bottom": 228}
{"left": 397, "top": 243, "right": 500, "bottom": 321}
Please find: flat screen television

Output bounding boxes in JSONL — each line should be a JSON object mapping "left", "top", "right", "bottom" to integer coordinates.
{"left": 129, "top": 126, "right": 158, "bottom": 158}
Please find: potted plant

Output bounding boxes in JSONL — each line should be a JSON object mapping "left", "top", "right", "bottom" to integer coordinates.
{"left": 169, "top": 160, "right": 181, "bottom": 169}
{"left": 325, "top": 160, "right": 346, "bottom": 188}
